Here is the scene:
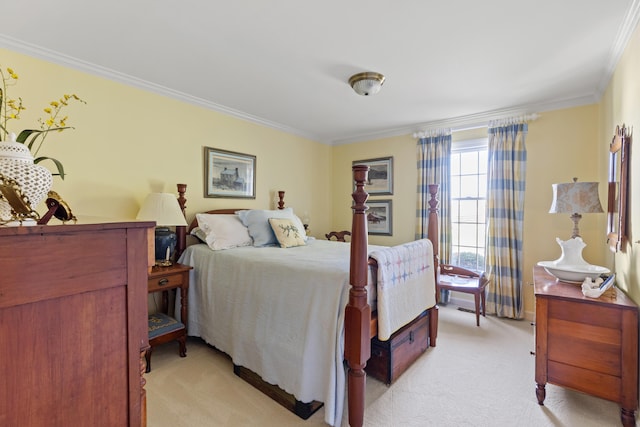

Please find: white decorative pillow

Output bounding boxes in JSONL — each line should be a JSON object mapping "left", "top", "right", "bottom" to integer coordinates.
{"left": 195, "top": 213, "right": 253, "bottom": 250}
{"left": 268, "top": 218, "right": 306, "bottom": 248}
{"left": 190, "top": 226, "right": 208, "bottom": 243}
{"left": 238, "top": 207, "right": 305, "bottom": 247}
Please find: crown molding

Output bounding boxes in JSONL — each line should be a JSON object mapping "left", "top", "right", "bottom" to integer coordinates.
{"left": 596, "top": 0, "right": 640, "bottom": 97}
{"left": 329, "top": 94, "right": 598, "bottom": 145}
{"left": 1, "top": 14, "right": 632, "bottom": 148}
{"left": 0, "top": 34, "right": 321, "bottom": 143}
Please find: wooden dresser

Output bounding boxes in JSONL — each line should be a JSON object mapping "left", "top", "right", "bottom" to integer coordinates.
{"left": 0, "top": 220, "right": 153, "bottom": 427}
{"left": 534, "top": 266, "right": 638, "bottom": 427}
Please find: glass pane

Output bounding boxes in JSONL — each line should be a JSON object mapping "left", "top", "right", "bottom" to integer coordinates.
{"left": 451, "top": 200, "right": 460, "bottom": 221}
{"left": 460, "top": 175, "right": 478, "bottom": 198}
{"left": 450, "top": 153, "right": 460, "bottom": 175}
{"left": 459, "top": 224, "right": 477, "bottom": 246}
{"left": 457, "top": 247, "right": 478, "bottom": 270}
{"left": 478, "top": 150, "right": 488, "bottom": 174}
{"left": 477, "top": 200, "right": 486, "bottom": 222}
{"left": 451, "top": 223, "right": 459, "bottom": 244}
{"left": 478, "top": 225, "right": 486, "bottom": 247}
{"left": 475, "top": 248, "right": 486, "bottom": 271}
{"left": 459, "top": 151, "right": 478, "bottom": 174}
{"left": 458, "top": 200, "right": 477, "bottom": 223}
{"left": 451, "top": 250, "right": 461, "bottom": 266}
{"left": 478, "top": 174, "right": 487, "bottom": 198}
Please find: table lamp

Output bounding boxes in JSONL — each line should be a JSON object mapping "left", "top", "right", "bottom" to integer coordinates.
{"left": 549, "top": 177, "right": 603, "bottom": 239}
{"left": 136, "top": 192, "right": 187, "bottom": 266}
{"left": 538, "top": 177, "right": 609, "bottom": 283}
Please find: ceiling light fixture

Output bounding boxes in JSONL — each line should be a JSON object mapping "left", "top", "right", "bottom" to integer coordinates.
{"left": 349, "top": 72, "right": 385, "bottom": 96}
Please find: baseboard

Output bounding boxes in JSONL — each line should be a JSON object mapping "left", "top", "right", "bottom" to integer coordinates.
{"left": 446, "top": 295, "right": 535, "bottom": 322}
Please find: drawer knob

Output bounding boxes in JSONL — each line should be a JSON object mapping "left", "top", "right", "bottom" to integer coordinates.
{"left": 158, "top": 278, "right": 169, "bottom": 286}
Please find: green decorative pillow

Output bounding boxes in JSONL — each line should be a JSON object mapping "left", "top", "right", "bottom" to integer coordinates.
{"left": 268, "top": 218, "right": 306, "bottom": 248}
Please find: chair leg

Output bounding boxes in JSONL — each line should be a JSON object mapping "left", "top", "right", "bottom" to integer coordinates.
{"left": 178, "top": 335, "right": 187, "bottom": 357}
{"left": 145, "top": 347, "right": 153, "bottom": 373}
{"left": 474, "top": 293, "right": 481, "bottom": 326}
{"left": 481, "top": 287, "right": 487, "bottom": 317}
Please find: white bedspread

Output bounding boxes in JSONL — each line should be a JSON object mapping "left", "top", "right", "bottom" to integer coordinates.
{"left": 369, "top": 239, "right": 436, "bottom": 341}
{"left": 178, "top": 239, "right": 379, "bottom": 426}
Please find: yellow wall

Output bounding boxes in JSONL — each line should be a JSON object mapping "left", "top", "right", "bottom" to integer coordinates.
{"left": 332, "top": 106, "right": 606, "bottom": 316}
{"left": 0, "top": 48, "right": 333, "bottom": 237}
{"left": 4, "top": 21, "right": 640, "bottom": 318}
{"left": 599, "top": 22, "right": 640, "bottom": 302}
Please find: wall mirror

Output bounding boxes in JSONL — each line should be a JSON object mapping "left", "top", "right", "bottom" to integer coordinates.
{"left": 607, "top": 124, "right": 631, "bottom": 252}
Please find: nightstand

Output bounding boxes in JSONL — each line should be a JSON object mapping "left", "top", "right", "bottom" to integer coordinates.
{"left": 534, "top": 266, "right": 638, "bottom": 426}
{"left": 145, "top": 262, "right": 193, "bottom": 372}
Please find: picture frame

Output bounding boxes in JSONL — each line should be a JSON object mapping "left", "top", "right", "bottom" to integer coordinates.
{"left": 367, "top": 199, "right": 393, "bottom": 235}
{"left": 204, "top": 147, "right": 256, "bottom": 199}
{"left": 352, "top": 156, "right": 393, "bottom": 195}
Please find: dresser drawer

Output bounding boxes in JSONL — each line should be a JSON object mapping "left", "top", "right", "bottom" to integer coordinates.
{"left": 148, "top": 273, "right": 183, "bottom": 292}
{"left": 547, "top": 298, "right": 622, "bottom": 376}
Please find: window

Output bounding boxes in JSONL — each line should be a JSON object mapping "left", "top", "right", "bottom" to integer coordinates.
{"left": 450, "top": 139, "right": 487, "bottom": 272}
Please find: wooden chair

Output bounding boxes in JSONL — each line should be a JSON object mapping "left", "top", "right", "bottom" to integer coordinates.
{"left": 325, "top": 230, "right": 351, "bottom": 242}
{"left": 437, "top": 264, "right": 489, "bottom": 326}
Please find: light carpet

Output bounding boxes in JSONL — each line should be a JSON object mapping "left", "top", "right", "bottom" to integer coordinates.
{"left": 145, "top": 304, "right": 631, "bottom": 426}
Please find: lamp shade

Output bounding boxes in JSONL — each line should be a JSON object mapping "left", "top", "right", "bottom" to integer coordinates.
{"left": 349, "top": 72, "right": 385, "bottom": 96}
{"left": 549, "top": 180, "right": 603, "bottom": 214}
{"left": 136, "top": 193, "right": 187, "bottom": 226}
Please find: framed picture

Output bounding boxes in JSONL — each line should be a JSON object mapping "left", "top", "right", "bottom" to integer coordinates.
{"left": 352, "top": 156, "right": 393, "bottom": 195}
{"left": 367, "top": 199, "right": 392, "bottom": 235}
{"left": 204, "top": 147, "right": 256, "bottom": 198}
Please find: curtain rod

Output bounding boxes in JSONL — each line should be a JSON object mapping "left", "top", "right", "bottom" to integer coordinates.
{"left": 413, "top": 113, "right": 540, "bottom": 138}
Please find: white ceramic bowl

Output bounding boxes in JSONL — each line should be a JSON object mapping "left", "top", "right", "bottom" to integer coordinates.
{"left": 537, "top": 261, "right": 610, "bottom": 284}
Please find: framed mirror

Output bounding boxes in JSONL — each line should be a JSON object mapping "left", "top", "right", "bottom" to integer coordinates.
{"left": 607, "top": 124, "right": 631, "bottom": 252}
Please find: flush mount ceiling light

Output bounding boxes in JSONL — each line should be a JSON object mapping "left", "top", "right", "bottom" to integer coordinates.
{"left": 348, "top": 72, "right": 385, "bottom": 96}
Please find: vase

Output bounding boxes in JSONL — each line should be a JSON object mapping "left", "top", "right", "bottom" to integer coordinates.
{"left": 0, "top": 134, "right": 53, "bottom": 221}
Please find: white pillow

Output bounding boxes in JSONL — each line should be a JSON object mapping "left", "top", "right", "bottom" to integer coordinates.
{"left": 195, "top": 213, "right": 253, "bottom": 250}
{"left": 238, "top": 207, "right": 307, "bottom": 247}
{"left": 190, "top": 226, "right": 208, "bottom": 242}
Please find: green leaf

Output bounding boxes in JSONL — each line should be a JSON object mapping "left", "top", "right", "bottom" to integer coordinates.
{"left": 16, "top": 127, "right": 72, "bottom": 149}
{"left": 33, "top": 156, "right": 65, "bottom": 180}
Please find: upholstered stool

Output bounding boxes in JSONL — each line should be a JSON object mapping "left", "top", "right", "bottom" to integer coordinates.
{"left": 145, "top": 312, "right": 186, "bottom": 372}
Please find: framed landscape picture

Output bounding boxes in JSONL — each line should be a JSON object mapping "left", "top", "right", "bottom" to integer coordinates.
{"left": 352, "top": 156, "right": 393, "bottom": 195}
{"left": 204, "top": 147, "right": 256, "bottom": 198}
{"left": 367, "top": 199, "right": 392, "bottom": 235}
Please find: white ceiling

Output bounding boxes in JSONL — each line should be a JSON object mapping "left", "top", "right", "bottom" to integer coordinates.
{"left": 1, "top": 1, "right": 639, "bottom": 145}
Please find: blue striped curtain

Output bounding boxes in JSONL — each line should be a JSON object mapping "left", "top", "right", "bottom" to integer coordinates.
{"left": 485, "top": 122, "right": 527, "bottom": 319}
{"left": 416, "top": 130, "right": 452, "bottom": 265}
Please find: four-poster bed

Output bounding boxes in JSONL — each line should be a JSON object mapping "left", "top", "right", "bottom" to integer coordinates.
{"left": 173, "top": 165, "right": 440, "bottom": 426}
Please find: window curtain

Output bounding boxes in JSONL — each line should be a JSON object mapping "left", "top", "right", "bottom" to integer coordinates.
{"left": 416, "top": 129, "right": 452, "bottom": 265}
{"left": 485, "top": 121, "right": 527, "bottom": 319}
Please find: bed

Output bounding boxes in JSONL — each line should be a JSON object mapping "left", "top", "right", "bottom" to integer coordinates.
{"left": 174, "top": 165, "right": 440, "bottom": 427}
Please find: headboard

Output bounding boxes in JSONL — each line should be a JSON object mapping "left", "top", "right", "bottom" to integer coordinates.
{"left": 175, "top": 187, "right": 287, "bottom": 259}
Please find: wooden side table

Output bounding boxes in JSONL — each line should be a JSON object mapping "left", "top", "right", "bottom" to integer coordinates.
{"left": 534, "top": 266, "right": 638, "bottom": 426}
{"left": 146, "top": 262, "right": 193, "bottom": 372}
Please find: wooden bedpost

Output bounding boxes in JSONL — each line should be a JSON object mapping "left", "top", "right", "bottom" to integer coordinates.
{"left": 175, "top": 183, "right": 187, "bottom": 260}
{"left": 427, "top": 184, "right": 439, "bottom": 280}
{"left": 277, "top": 190, "right": 285, "bottom": 210}
{"left": 427, "top": 184, "right": 439, "bottom": 347}
{"left": 346, "top": 164, "right": 371, "bottom": 427}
